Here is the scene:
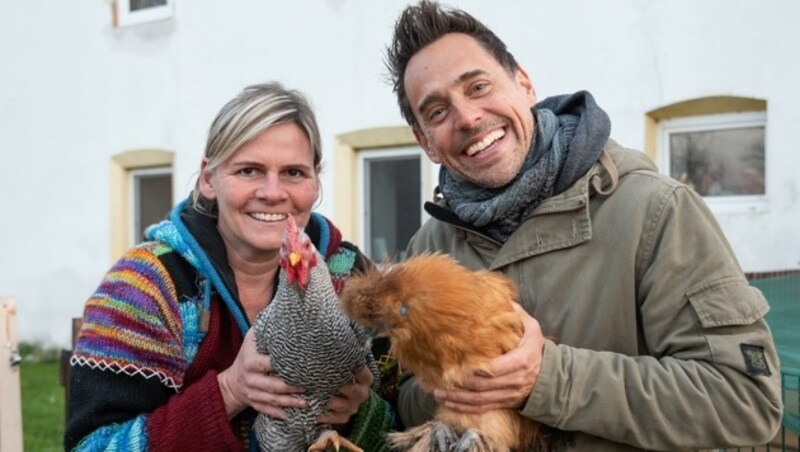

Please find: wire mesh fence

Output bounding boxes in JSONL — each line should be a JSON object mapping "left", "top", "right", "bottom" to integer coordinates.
{"left": 721, "top": 271, "right": 800, "bottom": 452}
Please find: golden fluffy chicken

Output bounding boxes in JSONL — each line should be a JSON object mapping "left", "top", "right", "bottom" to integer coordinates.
{"left": 340, "top": 253, "right": 550, "bottom": 451}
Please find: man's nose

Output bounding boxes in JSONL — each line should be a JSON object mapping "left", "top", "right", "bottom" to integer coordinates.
{"left": 453, "top": 98, "right": 483, "bottom": 130}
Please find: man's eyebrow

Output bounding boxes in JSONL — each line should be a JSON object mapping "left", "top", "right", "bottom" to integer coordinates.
{"left": 457, "top": 69, "right": 488, "bottom": 84}
{"left": 416, "top": 69, "right": 489, "bottom": 115}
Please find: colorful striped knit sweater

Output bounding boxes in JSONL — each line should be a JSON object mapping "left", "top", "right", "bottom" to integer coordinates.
{"left": 65, "top": 199, "right": 393, "bottom": 451}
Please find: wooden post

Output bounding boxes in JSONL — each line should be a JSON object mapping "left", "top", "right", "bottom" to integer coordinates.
{"left": 0, "top": 297, "right": 23, "bottom": 452}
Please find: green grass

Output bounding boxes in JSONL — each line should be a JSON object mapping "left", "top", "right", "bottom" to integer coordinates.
{"left": 20, "top": 360, "right": 65, "bottom": 452}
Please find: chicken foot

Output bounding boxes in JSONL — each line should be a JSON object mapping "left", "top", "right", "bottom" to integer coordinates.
{"left": 307, "top": 430, "right": 363, "bottom": 452}
{"left": 389, "top": 420, "right": 498, "bottom": 451}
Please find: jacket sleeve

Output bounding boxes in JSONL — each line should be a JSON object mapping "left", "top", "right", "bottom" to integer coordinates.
{"left": 65, "top": 245, "right": 242, "bottom": 451}
{"left": 522, "top": 185, "right": 783, "bottom": 449}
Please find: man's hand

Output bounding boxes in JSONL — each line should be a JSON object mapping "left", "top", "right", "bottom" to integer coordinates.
{"left": 434, "top": 303, "right": 544, "bottom": 413}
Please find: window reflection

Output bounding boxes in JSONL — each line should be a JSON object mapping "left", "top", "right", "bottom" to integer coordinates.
{"left": 365, "top": 155, "right": 421, "bottom": 261}
{"left": 668, "top": 125, "right": 765, "bottom": 197}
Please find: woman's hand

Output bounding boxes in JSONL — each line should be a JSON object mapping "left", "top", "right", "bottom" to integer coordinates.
{"left": 317, "top": 365, "right": 373, "bottom": 425}
{"left": 217, "top": 328, "right": 307, "bottom": 419}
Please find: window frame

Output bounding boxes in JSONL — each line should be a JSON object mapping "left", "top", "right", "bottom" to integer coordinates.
{"left": 333, "top": 126, "right": 436, "bottom": 252}
{"left": 658, "top": 111, "right": 768, "bottom": 214}
{"left": 110, "top": 149, "right": 174, "bottom": 259}
{"left": 129, "top": 166, "right": 173, "bottom": 245}
{"left": 356, "top": 147, "right": 426, "bottom": 260}
{"left": 113, "top": 0, "right": 175, "bottom": 28}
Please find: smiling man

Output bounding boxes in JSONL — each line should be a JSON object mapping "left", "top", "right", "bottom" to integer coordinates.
{"left": 387, "top": 1, "right": 782, "bottom": 451}
{"left": 404, "top": 32, "right": 536, "bottom": 189}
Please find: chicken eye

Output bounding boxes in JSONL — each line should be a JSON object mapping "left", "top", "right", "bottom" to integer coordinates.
{"left": 400, "top": 303, "right": 408, "bottom": 317}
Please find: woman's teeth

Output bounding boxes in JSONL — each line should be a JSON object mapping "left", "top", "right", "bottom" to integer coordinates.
{"left": 250, "top": 213, "right": 287, "bottom": 222}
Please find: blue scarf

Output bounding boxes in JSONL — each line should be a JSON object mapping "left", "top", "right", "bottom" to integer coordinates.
{"left": 440, "top": 90, "right": 611, "bottom": 242}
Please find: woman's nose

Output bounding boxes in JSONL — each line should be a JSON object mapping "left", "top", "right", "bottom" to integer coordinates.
{"left": 255, "top": 173, "right": 287, "bottom": 201}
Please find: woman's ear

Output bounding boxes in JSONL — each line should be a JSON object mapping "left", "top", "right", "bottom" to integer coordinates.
{"left": 198, "top": 158, "right": 217, "bottom": 200}
{"left": 314, "top": 169, "right": 322, "bottom": 200}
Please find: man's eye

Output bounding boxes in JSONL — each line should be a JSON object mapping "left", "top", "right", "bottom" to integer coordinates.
{"left": 471, "top": 82, "right": 489, "bottom": 95}
{"left": 428, "top": 106, "right": 446, "bottom": 122}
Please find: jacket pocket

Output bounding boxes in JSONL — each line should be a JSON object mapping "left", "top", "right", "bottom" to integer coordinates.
{"left": 687, "top": 276, "right": 769, "bottom": 328}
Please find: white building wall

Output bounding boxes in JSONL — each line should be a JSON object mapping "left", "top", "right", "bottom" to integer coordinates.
{"left": 1, "top": 0, "right": 798, "bottom": 347}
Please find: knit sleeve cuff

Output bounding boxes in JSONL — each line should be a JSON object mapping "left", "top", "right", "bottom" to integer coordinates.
{"left": 147, "top": 370, "right": 244, "bottom": 449}
{"left": 348, "top": 390, "right": 394, "bottom": 451}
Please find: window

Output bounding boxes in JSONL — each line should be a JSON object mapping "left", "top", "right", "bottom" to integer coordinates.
{"left": 130, "top": 167, "right": 173, "bottom": 244}
{"left": 333, "top": 127, "right": 436, "bottom": 259}
{"left": 111, "top": 150, "right": 174, "bottom": 258}
{"left": 113, "top": 0, "right": 174, "bottom": 27}
{"left": 660, "top": 112, "right": 766, "bottom": 199}
{"left": 358, "top": 148, "right": 422, "bottom": 261}
{"left": 646, "top": 96, "right": 767, "bottom": 214}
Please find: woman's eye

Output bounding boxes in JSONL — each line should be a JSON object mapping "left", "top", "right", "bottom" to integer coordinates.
{"left": 286, "top": 168, "right": 304, "bottom": 178}
{"left": 237, "top": 167, "right": 258, "bottom": 177}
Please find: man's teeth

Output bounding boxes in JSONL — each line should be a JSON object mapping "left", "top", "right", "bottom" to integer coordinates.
{"left": 466, "top": 129, "right": 505, "bottom": 156}
{"left": 250, "top": 213, "right": 288, "bottom": 222}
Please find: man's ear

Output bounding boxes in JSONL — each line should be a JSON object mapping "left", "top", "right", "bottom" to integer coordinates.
{"left": 413, "top": 128, "right": 441, "bottom": 164}
{"left": 515, "top": 66, "right": 537, "bottom": 107}
{"left": 198, "top": 158, "right": 217, "bottom": 200}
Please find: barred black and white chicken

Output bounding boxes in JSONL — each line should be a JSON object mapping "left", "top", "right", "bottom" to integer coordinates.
{"left": 252, "top": 215, "right": 374, "bottom": 451}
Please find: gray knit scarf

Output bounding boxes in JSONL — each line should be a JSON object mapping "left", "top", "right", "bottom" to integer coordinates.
{"left": 440, "top": 91, "right": 611, "bottom": 242}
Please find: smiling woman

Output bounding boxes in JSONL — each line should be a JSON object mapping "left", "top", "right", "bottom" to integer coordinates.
{"left": 65, "top": 82, "right": 393, "bottom": 451}
{"left": 198, "top": 122, "right": 320, "bottom": 265}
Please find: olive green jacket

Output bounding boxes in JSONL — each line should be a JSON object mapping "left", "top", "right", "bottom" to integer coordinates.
{"left": 399, "top": 140, "right": 782, "bottom": 451}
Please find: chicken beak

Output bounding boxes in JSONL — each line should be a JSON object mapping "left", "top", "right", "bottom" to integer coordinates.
{"left": 289, "top": 251, "right": 301, "bottom": 267}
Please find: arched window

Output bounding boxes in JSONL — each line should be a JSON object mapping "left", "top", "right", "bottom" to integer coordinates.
{"left": 646, "top": 96, "right": 767, "bottom": 213}
{"left": 110, "top": 149, "right": 174, "bottom": 258}
{"left": 334, "top": 127, "right": 436, "bottom": 261}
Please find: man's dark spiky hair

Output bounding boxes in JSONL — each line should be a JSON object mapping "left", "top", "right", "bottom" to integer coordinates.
{"left": 385, "top": 0, "right": 519, "bottom": 129}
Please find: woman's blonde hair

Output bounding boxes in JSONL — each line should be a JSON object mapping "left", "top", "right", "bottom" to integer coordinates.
{"left": 193, "top": 82, "right": 322, "bottom": 215}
